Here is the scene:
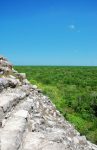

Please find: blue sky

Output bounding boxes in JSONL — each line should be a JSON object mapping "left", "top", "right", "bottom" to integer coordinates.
{"left": 0, "top": 0, "right": 97, "bottom": 65}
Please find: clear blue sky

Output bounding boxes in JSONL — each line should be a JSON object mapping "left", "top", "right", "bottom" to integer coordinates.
{"left": 0, "top": 0, "right": 97, "bottom": 65}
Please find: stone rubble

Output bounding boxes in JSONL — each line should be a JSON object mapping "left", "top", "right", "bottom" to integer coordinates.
{"left": 0, "top": 55, "right": 97, "bottom": 150}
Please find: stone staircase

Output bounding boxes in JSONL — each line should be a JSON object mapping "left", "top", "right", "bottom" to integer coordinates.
{"left": 0, "top": 56, "right": 97, "bottom": 150}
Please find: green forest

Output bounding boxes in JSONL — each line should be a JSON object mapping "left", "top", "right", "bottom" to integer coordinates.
{"left": 15, "top": 66, "right": 97, "bottom": 144}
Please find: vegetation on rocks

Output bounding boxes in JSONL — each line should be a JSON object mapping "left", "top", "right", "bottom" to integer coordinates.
{"left": 15, "top": 66, "right": 97, "bottom": 144}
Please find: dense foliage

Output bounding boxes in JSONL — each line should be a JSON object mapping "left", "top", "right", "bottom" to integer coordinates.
{"left": 14, "top": 66, "right": 97, "bottom": 144}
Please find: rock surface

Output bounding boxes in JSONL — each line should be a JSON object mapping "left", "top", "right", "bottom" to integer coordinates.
{"left": 0, "top": 56, "right": 97, "bottom": 150}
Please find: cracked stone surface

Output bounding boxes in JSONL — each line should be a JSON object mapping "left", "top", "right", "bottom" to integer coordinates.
{"left": 0, "top": 55, "right": 97, "bottom": 150}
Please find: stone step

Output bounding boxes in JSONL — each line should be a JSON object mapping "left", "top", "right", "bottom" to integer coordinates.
{"left": 19, "top": 93, "right": 97, "bottom": 150}
{"left": 0, "top": 97, "right": 34, "bottom": 150}
{"left": 19, "top": 132, "right": 69, "bottom": 150}
{"left": 0, "top": 77, "right": 21, "bottom": 93}
{"left": 19, "top": 130, "right": 97, "bottom": 150}
{"left": 0, "top": 87, "right": 27, "bottom": 125}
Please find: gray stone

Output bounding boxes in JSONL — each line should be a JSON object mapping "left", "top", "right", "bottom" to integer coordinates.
{"left": 0, "top": 55, "right": 97, "bottom": 150}
{"left": 32, "top": 85, "right": 38, "bottom": 89}
{"left": 14, "top": 110, "right": 28, "bottom": 119}
{"left": 19, "top": 73, "right": 26, "bottom": 79}
{"left": 6, "top": 78, "right": 18, "bottom": 87}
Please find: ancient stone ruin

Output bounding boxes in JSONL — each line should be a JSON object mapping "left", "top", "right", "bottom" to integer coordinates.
{"left": 0, "top": 55, "right": 97, "bottom": 150}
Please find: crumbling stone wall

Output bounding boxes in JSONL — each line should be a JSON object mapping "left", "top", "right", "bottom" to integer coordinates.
{"left": 0, "top": 56, "right": 97, "bottom": 150}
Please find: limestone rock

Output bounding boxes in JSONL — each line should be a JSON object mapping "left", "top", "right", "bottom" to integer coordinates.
{"left": 0, "top": 55, "right": 97, "bottom": 150}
